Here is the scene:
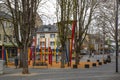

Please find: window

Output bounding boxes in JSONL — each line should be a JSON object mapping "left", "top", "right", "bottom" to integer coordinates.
{"left": 40, "top": 42, "right": 45, "bottom": 46}
{"left": 14, "top": 38, "right": 16, "bottom": 42}
{"left": 9, "top": 23, "right": 12, "bottom": 28}
{"left": 50, "top": 34, "right": 55, "bottom": 38}
{"left": 13, "top": 35, "right": 16, "bottom": 42}
{"left": 3, "top": 21, "right": 7, "bottom": 28}
{"left": 13, "top": 35, "right": 15, "bottom": 38}
{"left": 50, "top": 41, "right": 55, "bottom": 46}
{"left": 44, "top": 28, "right": 49, "bottom": 31}
{"left": 9, "top": 35, "right": 12, "bottom": 42}
{"left": 40, "top": 34, "right": 45, "bottom": 38}
{"left": 37, "top": 38, "right": 40, "bottom": 44}
{"left": 0, "top": 34, "right": 1, "bottom": 40}
{"left": 4, "top": 35, "right": 7, "bottom": 42}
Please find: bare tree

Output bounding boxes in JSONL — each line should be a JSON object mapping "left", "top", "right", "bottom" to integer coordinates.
{"left": 56, "top": 0, "right": 98, "bottom": 67}
{"left": 56, "top": 0, "right": 73, "bottom": 68}
{"left": 73, "top": 0, "right": 97, "bottom": 66}
{"left": 1, "top": 0, "right": 42, "bottom": 74}
{"left": 95, "top": 0, "right": 120, "bottom": 41}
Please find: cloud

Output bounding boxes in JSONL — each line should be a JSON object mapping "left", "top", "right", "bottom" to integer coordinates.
{"left": 38, "top": 0, "right": 57, "bottom": 25}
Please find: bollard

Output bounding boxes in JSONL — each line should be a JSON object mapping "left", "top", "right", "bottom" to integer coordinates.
{"left": 84, "top": 64, "right": 89, "bottom": 68}
{"left": 98, "top": 62, "right": 102, "bottom": 65}
{"left": 73, "top": 64, "right": 78, "bottom": 68}
{"left": 97, "top": 60, "right": 99, "bottom": 62}
{"left": 14, "top": 57, "right": 18, "bottom": 68}
{"left": 92, "top": 63, "right": 96, "bottom": 67}
{"left": 87, "top": 59, "right": 90, "bottom": 62}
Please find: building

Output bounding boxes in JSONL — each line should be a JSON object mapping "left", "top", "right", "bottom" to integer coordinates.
{"left": 0, "top": 11, "right": 17, "bottom": 58}
{"left": 87, "top": 33, "right": 112, "bottom": 54}
{"left": 35, "top": 13, "right": 43, "bottom": 28}
{"left": 0, "top": 3, "right": 43, "bottom": 58}
{"left": 36, "top": 24, "right": 58, "bottom": 52}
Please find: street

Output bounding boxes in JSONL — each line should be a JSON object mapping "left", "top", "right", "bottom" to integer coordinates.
{"left": 0, "top": 0, "right": 120, "bottom": 80}
{"left": 0, "top": 55, "right": 120, "bottom": 80}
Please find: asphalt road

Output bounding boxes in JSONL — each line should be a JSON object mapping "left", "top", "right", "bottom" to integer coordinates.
{"left": 0, "top": 55, "right": 120, "bottom": 80}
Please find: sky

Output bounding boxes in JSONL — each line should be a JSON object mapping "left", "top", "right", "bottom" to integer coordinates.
{"left": 0, "top": 0, "right": 57, "bottom": 25}
{"left": 38, "top": 0, "right": 57, "bottom": 25}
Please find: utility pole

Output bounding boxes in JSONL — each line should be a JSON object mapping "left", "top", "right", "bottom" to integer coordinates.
{"left": 115, "top": 0, "right": 119, "bottom": 73}
{"left": 103, "top": 28, "right": 105, "bottom": 61}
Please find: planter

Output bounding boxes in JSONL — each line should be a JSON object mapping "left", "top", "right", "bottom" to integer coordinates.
{"left": 92, "top": 63, "right": 96, "bottom": 67}
{"left": 98, "top": 62, "right": 102, "bottom": 65}
{"left": 73, "top": 64, "right": 78, "bottom": 68}
{"left": 87, "top": 59, "right": 90, "bottom": 62}
{"left": 85, "top": 64, "right": 89, "bottom": 68}
{"left": 97, "top": 60, "right": 99, "bottom": 62}
{"left": 103, "top": 60, "right": 107, "bottom": 64}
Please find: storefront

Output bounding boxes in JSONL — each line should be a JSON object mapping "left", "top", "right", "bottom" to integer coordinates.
{"left": 0, "top": 46, "right": 2, "bottom": 58}
{"left": 0, "top": 43, "right": 18, "bottom": 58}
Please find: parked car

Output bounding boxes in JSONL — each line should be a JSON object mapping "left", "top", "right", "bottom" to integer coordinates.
{"left": 80, "top": 50, "right": 89, "bottom": 55}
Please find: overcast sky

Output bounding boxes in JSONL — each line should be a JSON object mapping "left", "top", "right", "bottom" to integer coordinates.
{"left": 38, "top": 0, "right": 57, "bottom": 25}
{"left": 0, "top": 0, "right": 56, "bottom": 25}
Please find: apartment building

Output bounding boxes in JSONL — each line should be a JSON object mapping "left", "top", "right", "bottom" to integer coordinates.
{"left": 0, "top": 11, "right": 17, "bottom": 58}
{"left": 0, "top": 3, "right": 43, "bottom": 58}
{"left": 36, "top": 24, "right": 58, "bottom": 52}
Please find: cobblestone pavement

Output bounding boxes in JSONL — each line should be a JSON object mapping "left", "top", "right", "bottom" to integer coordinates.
{"left": 0, "top": 55, "right": 120, "bottom": 80}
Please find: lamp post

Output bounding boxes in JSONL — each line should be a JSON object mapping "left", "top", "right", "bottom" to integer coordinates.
{"left": 115, "top": 0, "right": 119, "bottom": 73}
{"left": 103, "top": 29, "right": 105, "bottom": 61}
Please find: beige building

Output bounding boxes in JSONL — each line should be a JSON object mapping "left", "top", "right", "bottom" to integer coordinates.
{"left": 0, "top": 11, "right": 17, "bottom": 58}
{"left": 35, "top": 13, "right": 43, "bottom": 28}
{"left": 36, "top": 24, "right": 58, "bottom": 52}
{"left": 0, "top": 3, "right": 43, "bottom": 58}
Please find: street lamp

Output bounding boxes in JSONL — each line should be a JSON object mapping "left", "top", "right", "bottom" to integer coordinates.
{"left": 115, "top": 0, "right": 119, "bottom": 73}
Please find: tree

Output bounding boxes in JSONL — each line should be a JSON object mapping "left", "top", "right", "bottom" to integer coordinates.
{"left": 73, "top": 0, "right": 97, "bottom": 65}
{"left": 56, "top": 0, "right": 98, "bottom": 67}
{"left": 94, "top": 0, "right": 120, "bottom": 41}
{"left": 56, "top": 0, "right": 73, "bottom": 68}
{"left": 2, "top": 0, "right": 42, "bottom": 74}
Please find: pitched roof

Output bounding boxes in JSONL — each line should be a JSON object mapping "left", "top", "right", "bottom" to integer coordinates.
{"left": 36, "top": 24, "right": 58, "bottom": 33}
{"left": 0, "top": 11, "right": 11, "bottom": 19}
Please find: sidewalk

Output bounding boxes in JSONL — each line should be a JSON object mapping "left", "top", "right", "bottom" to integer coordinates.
{"left": 1, "top": 55, "right": 120, "bottom": 80}
{"left": 1, "top": 56, "right": 120, "bottom": 80}
{"left": 7, "top": 55, "right": 107, "bottom": 69}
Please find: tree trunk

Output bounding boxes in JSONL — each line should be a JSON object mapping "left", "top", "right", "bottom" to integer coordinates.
{"left": 19, "top": 48, "right": 23, "bottom": 68}
{"left": 22, "top": 46, "right": 29, "bottom": 74}
{"left": 75, "top": 50, "right": 79, "bottom": 65}
{"left": 61, "top": 46, "right": 65, "bottom": 68}
{"left": 22, "top": 67, "right": 29, "bottom": 74}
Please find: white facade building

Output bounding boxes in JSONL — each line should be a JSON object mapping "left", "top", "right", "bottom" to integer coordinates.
{"left": 36, "top": 24, "right": 58, "bottom": 51}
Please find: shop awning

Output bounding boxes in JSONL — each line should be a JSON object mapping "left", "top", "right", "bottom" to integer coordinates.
{"left": 3, "top": 43, "right": 18, "bottom": 47}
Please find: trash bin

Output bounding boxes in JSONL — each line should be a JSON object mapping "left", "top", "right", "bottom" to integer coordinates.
{"left": 106, "top": 55, "right": 111, "bottom": 63}
{"left": 14, "top": 57, "right": 18, "bottom": 68}
{"left": 0, "top": 60, "right": 4, "bottom": 74}
{"left": 73, "top": 64, "right": 78, "bottom": 68}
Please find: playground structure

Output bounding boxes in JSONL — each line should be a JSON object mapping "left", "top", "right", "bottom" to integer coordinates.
{"left": 2, "top": 21, "right": 98, "bottom": 68}
{"left": 2, "top": 37, "right": 110, "bottom": 69}
{"left": 1, "top": 22, "right": 75, "bottom": 68}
